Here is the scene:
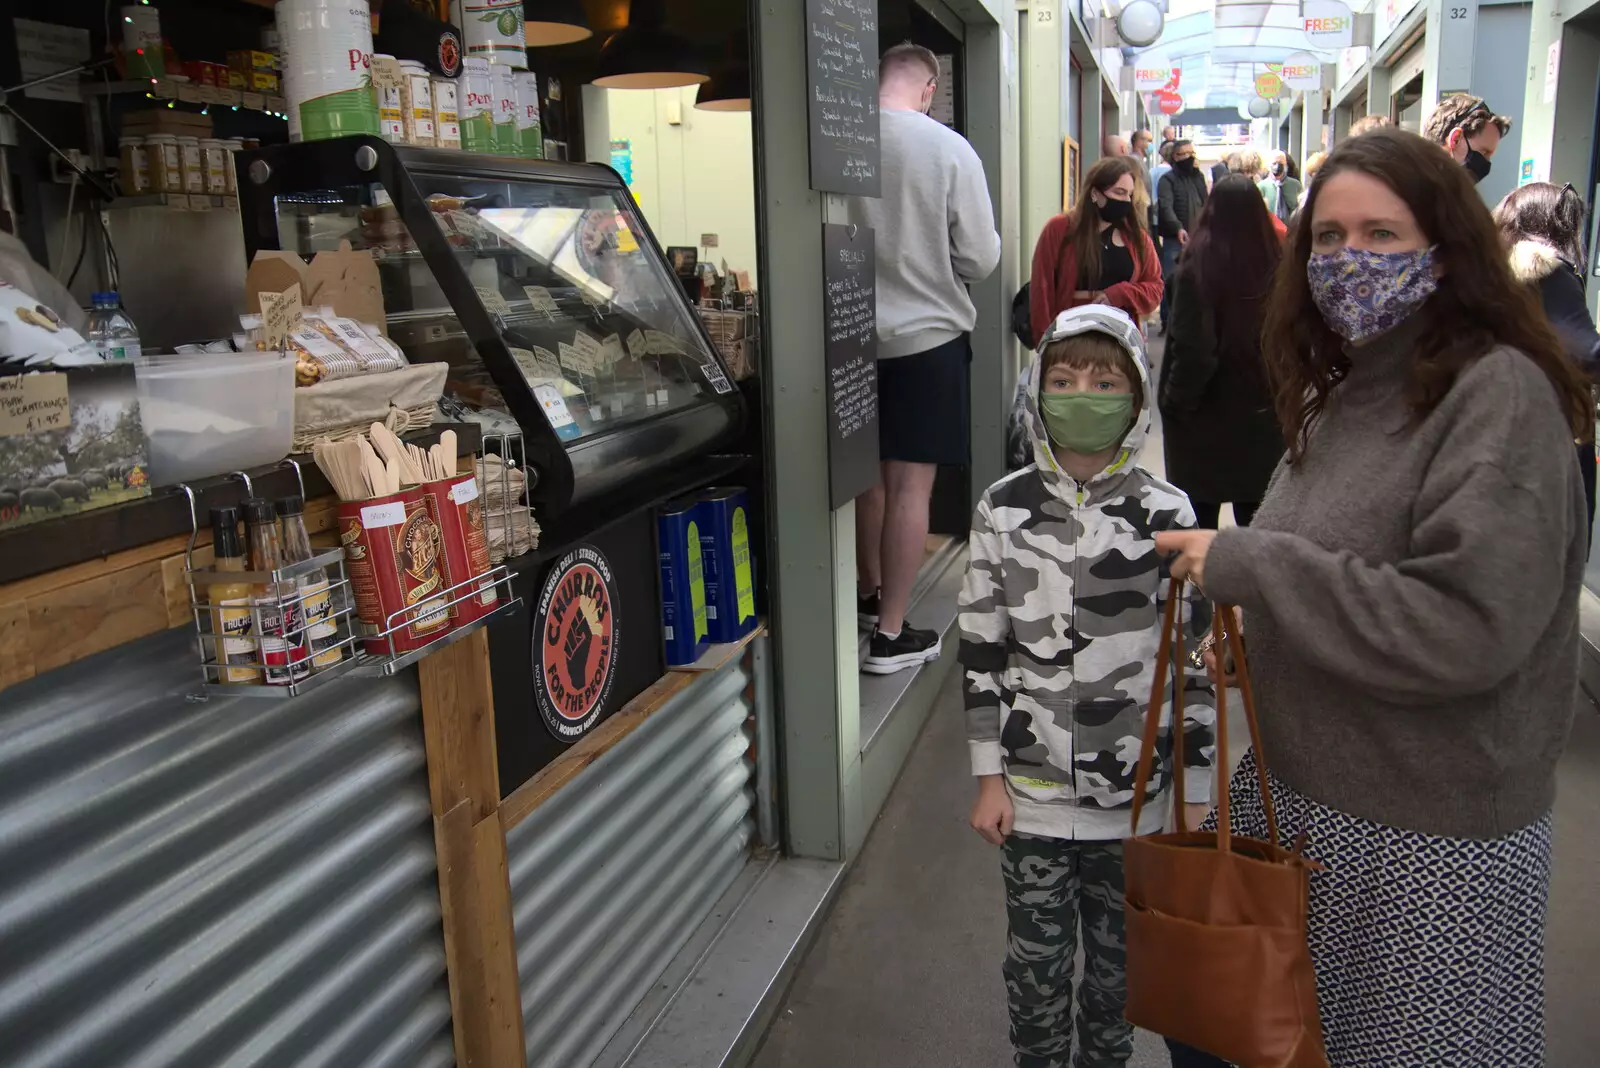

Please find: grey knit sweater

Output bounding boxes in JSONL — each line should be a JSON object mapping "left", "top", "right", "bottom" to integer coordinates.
{"left": 1204, "top": 315, "right": 1585, "bottom": 840}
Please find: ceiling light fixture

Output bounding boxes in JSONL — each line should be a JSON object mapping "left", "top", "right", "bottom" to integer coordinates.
{"left": 525, "top": 0, "right": 594, "bottom": 47}
{"left": 593, "top": 0, "right": 708, "bottom": 90}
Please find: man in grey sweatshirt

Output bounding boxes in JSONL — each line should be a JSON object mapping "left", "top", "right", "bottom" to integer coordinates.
{"left": 849, "top": 42, "right": 1001, "bottom": 675}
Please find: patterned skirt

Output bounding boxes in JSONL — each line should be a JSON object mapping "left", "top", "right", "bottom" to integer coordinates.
{"left": 1210, "top": 751, "right": 1553, "bottom": 1068}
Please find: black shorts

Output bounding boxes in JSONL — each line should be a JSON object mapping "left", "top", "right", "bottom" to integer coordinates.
{"left": 877, "top": 334, "right": 970, "bottom": 466}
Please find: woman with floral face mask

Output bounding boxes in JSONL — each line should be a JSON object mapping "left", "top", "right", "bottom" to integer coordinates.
{"left": 1154, "top": 128, "right": 1590, "bottom": 1066}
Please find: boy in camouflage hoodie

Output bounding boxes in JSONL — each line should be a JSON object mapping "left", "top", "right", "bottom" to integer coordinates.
{"left": 960, "top": 305, "right": 1216, "bottom": 1068}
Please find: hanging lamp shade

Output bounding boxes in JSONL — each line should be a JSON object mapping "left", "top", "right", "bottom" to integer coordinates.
{"left": 525, "top": 0, "right": 593, "bottom": 47}
{"left": 592, "top": 0, "right": 708, "bottom": 89}
{"left": 695, "top": 60, "right": 750, "bottom": 111}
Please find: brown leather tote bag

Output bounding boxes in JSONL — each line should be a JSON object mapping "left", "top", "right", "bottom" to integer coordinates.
{"left": 1122, "top": 579, "right": 1328, "bottom": 1068}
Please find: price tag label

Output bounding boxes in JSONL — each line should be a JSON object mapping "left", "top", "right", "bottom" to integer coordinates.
{"left": 241, "top": 91, "right": 266, "bottom": 111}
{"left": 627, "top": 328, "right": 647, "bottom": 359}
{"left": 0, "top": 372, "right": 70, "bottom": 438}
{"left": 475, "top": 286, "right": 511, "bottom": 318}
{"left": 531, "top": 346, "right": 564, "bottom": 380}
{"left": 370, "top": 55, "right": 406, "bottom": 91}
{"left": 259, "top": 283, "right": 304, "bottom": 351}
{"left": 522, "top": 285, "right": 560, "bottom": 317}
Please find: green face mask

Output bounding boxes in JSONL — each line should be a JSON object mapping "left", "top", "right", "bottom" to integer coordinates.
{"left": 1038, "top": 392, "right": 1135, "bottom": 454}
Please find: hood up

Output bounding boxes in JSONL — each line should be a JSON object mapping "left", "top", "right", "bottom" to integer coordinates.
{"left": 1022, "top": 305, "right": 1153, "bottom": 497}
{"left": 1509, "top": 239, "right": 1568, "bottom": 285}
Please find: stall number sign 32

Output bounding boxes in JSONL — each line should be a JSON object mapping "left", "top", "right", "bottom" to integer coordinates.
{"left": 534, "top": 545, "right": 620, "bottom": 742}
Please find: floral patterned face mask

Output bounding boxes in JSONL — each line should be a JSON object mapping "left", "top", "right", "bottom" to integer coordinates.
{"left": 1306, "top": 245, "right": 1439, "bottom": 343}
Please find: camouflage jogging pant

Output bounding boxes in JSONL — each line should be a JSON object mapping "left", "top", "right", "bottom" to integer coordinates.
{"left": 1001, "top": 834, "right": 1133, "bottom": 1068}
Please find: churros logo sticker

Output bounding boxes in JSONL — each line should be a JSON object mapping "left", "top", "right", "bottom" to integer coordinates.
{"left": 534, "top": 545, "right": 619, "bottom": 741}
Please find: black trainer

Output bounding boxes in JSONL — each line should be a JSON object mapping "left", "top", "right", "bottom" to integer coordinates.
{"left": 863, "top": 625, "right": 941, "bottom": 675}
{"left": 857, "top": 590, "right": 880, "bottom": 631}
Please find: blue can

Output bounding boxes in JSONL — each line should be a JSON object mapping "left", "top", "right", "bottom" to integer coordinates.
{"left": 657, "top": 498, "right": 710, "bottom": 666}
{"left": 695, "top": 487, "right": 757, "bottom": 643}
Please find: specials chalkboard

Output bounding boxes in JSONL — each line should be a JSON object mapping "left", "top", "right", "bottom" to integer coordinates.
{"left": 805, "top": 0, "right": 880, "bottom": 197}
{"left": 823, "top": 222, "right": 879, "bottom": 508}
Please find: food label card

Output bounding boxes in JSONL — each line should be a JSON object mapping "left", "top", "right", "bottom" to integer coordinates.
{"left": 0, "top": 372, "right": 70, "bottom": 437}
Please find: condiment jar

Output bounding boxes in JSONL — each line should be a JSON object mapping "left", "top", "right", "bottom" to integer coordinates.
{"left": 200, "top": 138, "right": 228, "bottom": 195}
{"left": 176, "top": 135, "right": 204, "bottom": 195}
{"left": 118, "top": 136, "right": 150, "bottom": 195}
{"left": 400, "top": 59, "right": 436, "bottom": 146}
{"left": 145, "top": 134, "right": 182, "bottom": 194}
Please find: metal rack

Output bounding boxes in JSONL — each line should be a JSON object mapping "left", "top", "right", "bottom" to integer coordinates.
{"left": 479, "top": 430, "right": 540, "bottom": 564}
{"left": 180, "top": 459, "right": 521, "bottom": 697}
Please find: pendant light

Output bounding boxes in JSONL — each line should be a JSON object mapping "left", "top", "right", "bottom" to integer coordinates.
{"left": 593, "top": 0, "right": 708, "bottom": 89}
{"left": 695, "top": 61, "right": 750, "bottom": 111}
{"left": 694, "top": 29, "right": 749, "bottom": 111}
{"left": 525, "top": 0, "right": 593, "bottom": 47}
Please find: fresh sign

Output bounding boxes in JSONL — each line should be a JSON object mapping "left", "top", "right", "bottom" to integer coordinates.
{"left": 1134, "top": 67, "right": 1180, "bottom": 92}
{"left": 1302, "top": 0, "right": 1355, "bottom": 49}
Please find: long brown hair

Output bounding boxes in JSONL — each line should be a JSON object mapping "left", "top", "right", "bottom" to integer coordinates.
{"left": 1183, "top": 174, "right": 1281, "bottom": 359}
{"left": 1066, "top": 156, "right": 1148, "bottom": 291}
{"left": 1262, "top": 128, "right": 1590, "bottom": 461}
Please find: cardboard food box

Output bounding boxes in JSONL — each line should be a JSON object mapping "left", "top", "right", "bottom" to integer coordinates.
{"left": 227, "top": 50, "right": 278, "bottom": 73}
{"left": 122, "top": 109, "right": 215, "bottom": 139}
{"left": 0, "top": 365, "right": 152, "bottom": 531}
{"left": 245, "top": 241, "right": 386, "bottom": 337}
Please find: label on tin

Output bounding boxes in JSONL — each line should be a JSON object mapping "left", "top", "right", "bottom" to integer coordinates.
{"left": 361, "top": 500, "right": 405, "bottom": 528}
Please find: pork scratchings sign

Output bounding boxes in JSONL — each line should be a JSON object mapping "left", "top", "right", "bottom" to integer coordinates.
{"left": 534, "top": 545, "right": 619, "bottom": 741}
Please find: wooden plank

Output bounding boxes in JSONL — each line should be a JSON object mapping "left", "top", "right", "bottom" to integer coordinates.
{"left": 0, "top": 601, "right": 31, "bottom": 691}
{"left": 667, "top": 623, "right": 766, "bottom": 674}
{"left": 418, "top": 625, "right": 501, "bottom": 824}
{"left": 417, "top": 625, "right": 525, "bottom": 1067}
{"left": 499, "top": 670, "right": 698, "bottom": 833}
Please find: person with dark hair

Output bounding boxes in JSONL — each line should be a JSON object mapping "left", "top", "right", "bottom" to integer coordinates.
{"left": 1158, "top": 175, "right": 1285, "bottom": 531}
{"left": 1156, "top": 140, "right": 1206, "bottom": 334}
{"left": 1348, "top": 113, "right": 1391, "bottom": 137}
{"left": 850, "top": 40, "right": 1000, "bottom": 674}
{"left": 1422, "top": 93, "right": 1512, "bottom": 184}
{"left": 1155, "top": 127, "right": 1589, "bottom": 1066}
{"left": 1027, "top": 156, "right": 1162, "bottom": 344}
{"left": 1496, "top": 180, "right": 1600, "bottom": 543}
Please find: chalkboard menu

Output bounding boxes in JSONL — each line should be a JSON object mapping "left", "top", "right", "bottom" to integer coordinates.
{"left": 805, "top": 0, "right": 880, "bottom": 197}
{"left": 823, "top": 222, "right": 879, "bottom": 508}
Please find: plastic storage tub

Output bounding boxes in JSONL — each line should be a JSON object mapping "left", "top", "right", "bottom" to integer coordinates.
{"left": 135, "top": 352, "right": 296, "bottom": 486}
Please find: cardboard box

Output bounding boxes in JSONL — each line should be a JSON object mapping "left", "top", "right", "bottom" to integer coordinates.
{"left": 227, "top": 50, "right": 278, "bottom": 73}
{"left": 122, "top": 109, "right": 214, "bottom": 138}
{"left": 244, "top": 70, "right": 280, "bottom": 93}
{"left": 245, "top": 241, "right": 387, "bottom": 337}
{"left": 0, "top": 365, "right": 152, "bottom": 531}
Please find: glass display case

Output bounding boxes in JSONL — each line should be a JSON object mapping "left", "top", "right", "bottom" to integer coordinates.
{"left": 237, "top": 136, "right": 744, "bottom": 516}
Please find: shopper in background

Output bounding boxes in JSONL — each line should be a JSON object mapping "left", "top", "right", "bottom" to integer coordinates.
{"left": 1258, "top": 149, "right": 1303, "bottom": 225}
{"left": 1028, "top": 156, "right": 1163, "bottom": 344}
{"left": 1159, "top": 175, "right": 1286, "bottom": 530}
{"left": 1348, "top": 113, "right": 1391, "bottom": 136}
{"left": 1157, "top": 127, "right": 1589, "bottom": 1066}
{"left": 1230, "top": 148, "right": 1265, "bottom": 180}
{"left": 1158, "top": 140, "right": 1207, "bottom": 334}
{"left": 1301, "top": 150, "right": 1328, "bottom": 193}
{"left": 1160, "top": 124, "right": 1178, "bottom": 144}
{"left": 1210, "top": 152, "right": 1236, "bottom": 187}
{"left": 849, "top": 41, "right": 1001, "bottom": 675}
{"left": 1496, "top": 180, "right": 1600, "bottom": 544}
{"left": 1131, "top": 128, "right": 1154, "bottom": 162}
{"left": 1423, "top": 94, "right": 1512, "bottom": 184}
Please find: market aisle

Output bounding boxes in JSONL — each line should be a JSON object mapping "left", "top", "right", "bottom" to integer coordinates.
{"left": 750, "top": 672, "right": 1600, "bottom": 1068}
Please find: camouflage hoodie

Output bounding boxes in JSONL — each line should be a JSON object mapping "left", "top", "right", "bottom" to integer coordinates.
{"left": 959, "top": 305, "right": 1216, "bottom": 841}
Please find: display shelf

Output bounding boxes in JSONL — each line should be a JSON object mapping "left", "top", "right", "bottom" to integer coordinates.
{"left": 108, "top": 193, "right": 239, "bottom": 211}
{"left": 82, "top": 78, "right": 286, "bottom": 115}
{"left": 349, "top": 596, "right": 523, "bottom": 677}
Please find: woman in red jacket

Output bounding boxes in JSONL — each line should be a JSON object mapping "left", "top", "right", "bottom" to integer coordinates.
{"left": 1028, "top": 156, "right": 1163, "bottom": 344}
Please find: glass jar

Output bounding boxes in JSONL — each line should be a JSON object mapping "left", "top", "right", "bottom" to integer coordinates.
{"left": 145, "top": 134, "right": 182, "bottom": 194}
{"left": 176, "top": 135, "right": 204, "bottom": 195}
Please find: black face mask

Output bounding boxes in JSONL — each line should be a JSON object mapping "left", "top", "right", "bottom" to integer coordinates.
{"left": 1462, "top": 139, "right": 1491, "bottom": 184}
{"left": 1174, "top": 157, "right": 1196, "bottom": 173}
{"left": 1097, "top": 198, "right": 1133, "bottom": 223}
{"left": 1271, "top": 162, "right": 1285, "bottom": 177}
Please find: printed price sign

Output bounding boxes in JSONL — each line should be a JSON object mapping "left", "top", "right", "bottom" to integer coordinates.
{"left": 475, "top": 286, "right": 512, "bottom": 318}
{"left": 0, "top": 372, "right": 70, "bottom": 438}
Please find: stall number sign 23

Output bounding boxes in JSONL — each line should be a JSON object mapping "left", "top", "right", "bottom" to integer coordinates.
{"left": 535, "top": 545, "right": 620, "bottom": 741}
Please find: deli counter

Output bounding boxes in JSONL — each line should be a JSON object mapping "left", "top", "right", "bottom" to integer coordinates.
{"left": 237, "top": 137, "right": 750, "bottom": 792}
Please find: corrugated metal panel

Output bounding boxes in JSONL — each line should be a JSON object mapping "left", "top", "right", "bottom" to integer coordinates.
{"left": 508, "top": 657, "right": 756, "bottom": 1068}
{"left": 0, "top": 628, "right": 455, "bottom": 1068}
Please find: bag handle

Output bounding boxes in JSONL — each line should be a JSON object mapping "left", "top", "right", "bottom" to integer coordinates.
{"left": 1130, "top": 577, "right": 1279, "bottom": 848}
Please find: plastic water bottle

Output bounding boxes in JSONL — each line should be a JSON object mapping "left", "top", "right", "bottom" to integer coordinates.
{"left": 86, "top": 292, "right": 143, "bottom": 361}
